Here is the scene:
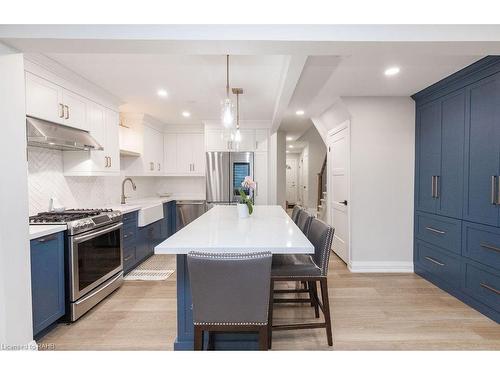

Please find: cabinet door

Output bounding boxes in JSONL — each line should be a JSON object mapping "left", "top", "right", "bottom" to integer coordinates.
{"left": 176, "top": 133, "right": 194, "bottom": 174}
{"left": 464, "top": 74, "right": 500, "bottom": 226}
{"left": 191, "top": 133, "right": 205, "bottom": 175}
{"left": 25, "top": 72, "right": 63, "bottom": 124}
{"left": 62, "top": 89, "right": 88, "bottom": 131}
{"left": 88, "top": 102, "right": 107, "bottom": 172}
{"left": 143, "top": 126, "right": 160, "bottom": 174}
{"left": 30, "top": 233, "right": 65, "bottom": 336}
{"left": 154, "top": 131, "right": 164, "bottom": 174}
{"left": 105, "top": 109, "right": 120, "bottom": 173}
{"left": 205, "top": 129, "right": 227, "bottom": 151}
{"left": 416, "top": 100, "right": 441, "bottom": 214}
{"left": 437, "top": 90, "right": 465, "bottom": 218}
{"left": 235, "top": 129, "right": 256, "bottom": 151}
{"left": 164, "top": 133, "right": 178, "bottom": 174}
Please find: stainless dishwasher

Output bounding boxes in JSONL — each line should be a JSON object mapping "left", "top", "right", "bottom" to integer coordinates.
{"left": 176, "top": 200, "right": 207, "bottom": 231}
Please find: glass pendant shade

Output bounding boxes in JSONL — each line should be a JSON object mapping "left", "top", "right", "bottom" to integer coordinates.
{"left": 221, "top": 97, "right": 234, "bottom": 128}
{"left": 234, "top": 128, "right": 242, "bottom": 142}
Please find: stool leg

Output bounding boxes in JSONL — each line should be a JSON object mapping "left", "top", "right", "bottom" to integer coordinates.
{"left": 319, "top": 279, "right": 333, "bottom": 346}
{"left": 268, "top": 279, "right": 274, "bottom": 349}
{"left": 311, "top": 281, "right": 320, "bottom": 318}
{"left": 259, "top": 326, "right": 269, "bottom": 351}
{"left": 194, "top": 326, "right": 203, "bottom": 350}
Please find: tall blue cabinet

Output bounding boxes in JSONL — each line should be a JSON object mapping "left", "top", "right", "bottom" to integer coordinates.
{"left": 413, "top": 56, "right": 500, "bottom": 323}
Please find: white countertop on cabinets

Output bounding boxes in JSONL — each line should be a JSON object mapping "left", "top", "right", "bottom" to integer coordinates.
{"left": 29, "top": 225, "right": 67, "bottom": 240}
{"left": 154, "top": 205, "right": 314, "bottom": 254}
{"left": 106, "top": 195, "right": 205, "bottom": 214}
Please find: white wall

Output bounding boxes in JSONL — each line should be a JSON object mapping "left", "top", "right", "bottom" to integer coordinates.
{"left": 316, "top": 97, "right": 415, "bottom": 272}
{"left": 0, "top": 49, "right": 34, "bottom": 348}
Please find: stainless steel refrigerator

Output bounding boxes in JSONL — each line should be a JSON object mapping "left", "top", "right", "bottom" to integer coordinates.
{"left": 206, "top": 151, "right": 254, "bottom": 207}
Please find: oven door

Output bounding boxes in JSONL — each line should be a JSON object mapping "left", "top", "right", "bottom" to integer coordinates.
{"left": 69, "top": 222, "right": 123, "bottom": 301}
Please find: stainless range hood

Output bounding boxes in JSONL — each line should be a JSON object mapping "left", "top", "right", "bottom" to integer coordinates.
{"left": 26, "top": 116, "right": 103, "bottom": 151}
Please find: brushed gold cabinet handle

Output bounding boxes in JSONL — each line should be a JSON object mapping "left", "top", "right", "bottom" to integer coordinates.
{"left": 480, "top": 283, "right": 500, "bottom": 295}
{"left": 64, "top": 105, "right": 69, "bottom": 119}
{"left": 109, "top": 156, "right": 112, "bottom": 168}
{"left": 424, "top": 256, "right": 445, "bottom": 266}
{"left": 425, "top": 226, "right": 446, "bottom": 235}
{"left": 480, "top": 242, "right": 500, "bottom": 253}
{"left": 59, "top": 103, "right": 64, "bottom": 118}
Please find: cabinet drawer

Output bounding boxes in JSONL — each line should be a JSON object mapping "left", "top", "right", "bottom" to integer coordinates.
{"left": 463, "top": 221, "right": 500, "bottom": 271}
{"left": 122, "top": 211, "right": 138, "bottom": 224}
{"left": 464, "top": 263, "right": 500, "bottom": 312}
{"left": 415, "top": 212, "right": 461, "bottom": 255}
{"left": 415, "top": 240, "right": 462, "bottom": 288}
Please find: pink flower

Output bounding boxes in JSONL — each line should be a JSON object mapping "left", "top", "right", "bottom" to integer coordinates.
{"left": 242, "top": 176, "right": 256, "bottom": 190}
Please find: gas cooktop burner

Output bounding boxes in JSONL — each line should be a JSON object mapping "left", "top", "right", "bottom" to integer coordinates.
{"left": 29, "top": 208, "right": 115, "bottom": 223}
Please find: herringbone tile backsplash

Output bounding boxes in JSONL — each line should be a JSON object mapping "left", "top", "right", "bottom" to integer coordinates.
{"left": 27, "top": 147, "right": 121, "bottom": 215}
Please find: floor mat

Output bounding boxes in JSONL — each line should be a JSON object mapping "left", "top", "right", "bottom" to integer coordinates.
{"left": 124, "top": 255, "right": 175, "bottom": 281}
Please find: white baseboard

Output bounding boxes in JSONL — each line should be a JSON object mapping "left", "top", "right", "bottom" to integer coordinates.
{"left": 348, "top": 261, "right": 414, "bottom": 273}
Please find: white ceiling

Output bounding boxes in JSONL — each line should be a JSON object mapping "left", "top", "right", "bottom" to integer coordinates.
{"left": 45, "top": 54, "right": 287, "bottom": 125}
{"left": 3, "top": 25, "right": 497, "bottom": 137}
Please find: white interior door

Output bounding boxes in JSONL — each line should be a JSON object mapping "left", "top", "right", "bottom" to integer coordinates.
{"left": 286, "top": 158, "right": 298, "bottom": 204}
{"left": 328, "top": 124, "right": 350, "bottom": 264}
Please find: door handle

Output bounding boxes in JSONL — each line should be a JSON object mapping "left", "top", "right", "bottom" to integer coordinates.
{"left": 480, "top": 283, "right": 500, "bottom": 295}
{"left": 480, "top": 242, "right": 500, "bottom": 253}
{"left": 59, "top": 103, "right": 65, "bottom": 118}
{"left": 158, "top": 163, "right": 160, "bottom": 171}
{"left": 431, "top": 176, "right": 435, "bottom": 198}
{"left": 109, "top": 156, "right": 112, "bottom": 168}
{"left": 338, "top": 200, "right": 348, "bottom": 206}
{"left": 497, "top": 176, "right": 500, "bottom": 205}
{"left": 425, "top": 226, "right": 445, "bottom": 235}
{"left": 104, "top": 156, "right": 109, "bottom": 168}
{"left": 435, "top": 175, "right": 440, "bottom": 199}
{"left": 424, "top": 256, "right": 445, "bottom": 267}
{"left": 64, "top": 105, "right": 69, "bottom": 119}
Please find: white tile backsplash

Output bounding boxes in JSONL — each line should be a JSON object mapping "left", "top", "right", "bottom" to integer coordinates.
{"left": 27, "top": 147, "right": 206, "bottom": 215}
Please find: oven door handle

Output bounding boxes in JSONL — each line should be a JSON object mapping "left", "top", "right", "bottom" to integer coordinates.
{"left": 72, "top": 222, "right": 123, "bottom": 243}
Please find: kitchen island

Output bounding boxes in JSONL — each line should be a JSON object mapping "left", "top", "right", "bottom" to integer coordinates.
{"left": 155, "top": 205, "right": 314, "bottom": 350}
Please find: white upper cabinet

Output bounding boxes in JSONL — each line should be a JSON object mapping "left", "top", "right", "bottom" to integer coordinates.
{"left": 25, "top": 72, "right": 89, "bottom": 131}
{"left": 25, "top": 72, "right": 63, "bottom": 124}
{"left": 62, "top": 89, "right": 88, "bottom": 131}
{"left": 63, "top": 103, "right": 121, "bottom": 176}
{"left": 143, "top": 125, "right": 164, "bottom": 175}
{"left": 164, "top": 132, "right": 205, "bottom": 176}
{"left": 205, "top": 128, "right": 268, "bottom": 152}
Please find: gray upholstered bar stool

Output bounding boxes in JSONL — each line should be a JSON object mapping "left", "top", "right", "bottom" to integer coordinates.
{"left": 269, "top": 218, "right": 335, "bottom": 348}
{"left": 296, "top": 209, "right": 314, "bottom": 236}
{"left": 291, "top": 205, "right": 302, "bottom": 223}
{"left": 187, "top": 251, "right": 272, "bottom": 351}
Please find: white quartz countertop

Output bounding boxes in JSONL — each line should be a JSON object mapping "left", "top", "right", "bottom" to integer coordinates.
{"left": 155, "top": 205, "right": 314, "bottom": 254}
{"left": 29, "top": 225, "right": 66, "bottom": 240}
{"left": 106, "top": 195, "right": 205, "bottom": 214}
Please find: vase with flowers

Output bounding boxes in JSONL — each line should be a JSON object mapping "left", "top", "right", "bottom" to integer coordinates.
{"left": 237, "top": 176, "right": 256, "bottom": 218}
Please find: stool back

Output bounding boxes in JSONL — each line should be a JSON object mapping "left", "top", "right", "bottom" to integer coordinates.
{"left": 187, "top": 251, "right": 272, "bottom": 325}
{"left": 296, "top": 209, "right": 313, "bottom": 235}
{"left": 291, "top": 205, "right": 301, "bottom": 223}
{"left": 307, "top": 218, "right": 335, "bottom": 276}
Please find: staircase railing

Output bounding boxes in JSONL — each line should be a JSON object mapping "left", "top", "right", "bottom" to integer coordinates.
{"left": 316, "top": 155, "right": 327, "bottom": 211}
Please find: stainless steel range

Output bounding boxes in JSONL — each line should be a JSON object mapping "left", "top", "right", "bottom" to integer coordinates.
{"left": 30, "top": 209, "right": 124, "bottom": 321}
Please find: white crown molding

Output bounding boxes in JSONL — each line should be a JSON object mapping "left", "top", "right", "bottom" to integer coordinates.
{"left": 348, "top": 261, "right": 414, "bottom": 273}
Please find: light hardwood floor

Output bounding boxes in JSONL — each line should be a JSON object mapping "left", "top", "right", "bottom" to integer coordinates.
{"left": 38, "top": 253, "right": 500, "bottom": 350}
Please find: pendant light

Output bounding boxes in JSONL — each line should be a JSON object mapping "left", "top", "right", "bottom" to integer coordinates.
{"left": 221, "top": 55, "right": 234, "bottom": 128}
{"left": 232, "top": 88, "right": 243, "bottom": 144}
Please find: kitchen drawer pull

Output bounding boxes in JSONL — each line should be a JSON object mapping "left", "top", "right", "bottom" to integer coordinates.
{"left": 479, "top": 242, "right": 500, "bottom": 253}
{"left": 480, "top": 282, "right": 500, "bottom": 295}
{"left": 59, "top": 103, "right": 65, "bottom": 118}
{"left": 424, "top": 256, "right": 445, "bottom": 266}
{"left": 37, "top": 234, "right": 57, "bottom": 243}
{"left": 425, "top": 226, "right": 446, "bottom": 235}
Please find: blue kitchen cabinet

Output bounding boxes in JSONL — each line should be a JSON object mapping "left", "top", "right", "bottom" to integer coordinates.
{"left": 122, "top": 211, "right": 138, "bottom": 274}
{"left": 415, "top": 89, "right": 465, "bottom": 219}
{"left": 30, "top": 232, "right": 65, "bottom": 337}
{"left": 463, "top": 73, "right": 500, "bottom": 227}
{"left": 165, "top": 200, "right": 177, "bottom": 237}
{"left": 413, "top": 56, "right": 500, "bottom": 323}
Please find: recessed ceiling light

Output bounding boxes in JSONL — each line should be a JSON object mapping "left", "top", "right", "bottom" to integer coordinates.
{"left": 286, "top": 136, "right": 293, "bottom": 141}
{"left": 286, "top": 150, "right": 290, "bottom": 153}
{"left": 157, "top": 89, "right": 168, "bottom": 97}
{"left": 182, "top": 111, "right": 191, "bottom": 118}
{"left": 289, "top": 145, "right": 294, "bottom": 149}
{"left": 384, "top": 66, "right": 400, "bottom": 76}
{"left": 295, "top": 110, "right": 305, "bottom": 116}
